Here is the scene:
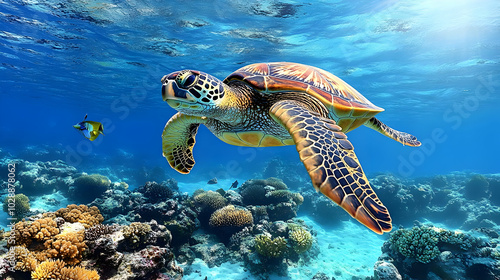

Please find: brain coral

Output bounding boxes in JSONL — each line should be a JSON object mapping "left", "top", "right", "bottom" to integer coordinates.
{"left": 255, "top": 235, "right": 287, "bottom": 258}
{"left": 52, "top": 204, "right": 104, "bottom": 228}
{"left": 209, "top": 205, "right": 253, "bottom": 228}
{"left": 2, "top": 193, "right": 30, "bottom": 219}
{"left": 289, "top": 228, "right": 313, "bottom": 254}
{"left": 194, "top": 190, "right": 228, "bottom": 212}
{"left": 72, "top": 173, "right": 111, "bottom": 203}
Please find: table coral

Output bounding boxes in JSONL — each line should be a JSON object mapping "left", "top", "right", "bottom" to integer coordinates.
{"left": 289, "top": 228, "right": 313, "bottom": 254}
{"left": 209, "top": 205, "right": 253, "bottom": 228}
{"left": 255, "top": 234, "right": 287, "bottom": 258}
{"left": 52, "top": 204, "right": 104, "bottom": 228}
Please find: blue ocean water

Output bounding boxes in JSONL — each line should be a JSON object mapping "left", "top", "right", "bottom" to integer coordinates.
{"left": 0, "top": 0, "right": 499, "bottom": 279}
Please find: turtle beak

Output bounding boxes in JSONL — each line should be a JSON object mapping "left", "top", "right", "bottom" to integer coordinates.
{"left": 161, "top": 78, "right": 195, "bottom": 102}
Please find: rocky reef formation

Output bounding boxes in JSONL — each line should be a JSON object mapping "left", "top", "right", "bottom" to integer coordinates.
{"left": 377, "top": 223, "right": 500, "bottom": 280}
{"left": 0, "top": 204, "right": 182, "bottom": 280}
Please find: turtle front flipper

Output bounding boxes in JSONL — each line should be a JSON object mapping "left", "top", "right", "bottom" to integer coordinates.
{"left": 162, "top": 112, "right": 207, "bottom": 174}
{"left": 365, "top": 117, "right": 421, "bottom": 147}
{"left": 270, "top": 101, "right": 392, "bottom": 234}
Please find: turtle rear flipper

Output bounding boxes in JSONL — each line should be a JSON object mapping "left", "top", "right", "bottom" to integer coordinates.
{"left": 270, "top": 100, "right": 392, "bottom": 234}
{"left": 162, "top": 112, "right": 207, "bottom": 174}
{"left": 365, "top": 117, "right": 421, "bottom": 147}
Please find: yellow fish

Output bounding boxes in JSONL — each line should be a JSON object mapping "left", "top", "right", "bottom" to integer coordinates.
{"left": 73, "top": 114, "right": 104, "bottom": 141}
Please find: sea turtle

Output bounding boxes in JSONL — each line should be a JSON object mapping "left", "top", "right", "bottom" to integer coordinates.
{"left": 160, "top": 62, "right": 421, "bottom": 234}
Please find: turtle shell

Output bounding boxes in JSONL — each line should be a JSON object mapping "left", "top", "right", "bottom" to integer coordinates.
{"left": 223, "top": 62, "right": 384, "bottom": 131}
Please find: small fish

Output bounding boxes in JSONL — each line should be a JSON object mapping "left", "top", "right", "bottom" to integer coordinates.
{"left": 73, "top": 114, "right": 104, "bottom": 141}
{"left": 207, "top": 177, "right": 218, "bottom": 184}
{"left": 229, "top": 180, "right": 238, "bottom": 189}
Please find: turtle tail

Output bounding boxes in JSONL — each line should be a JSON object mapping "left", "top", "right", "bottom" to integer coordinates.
{"left": 364, "top": 117, "right": 421, "bottom": 147}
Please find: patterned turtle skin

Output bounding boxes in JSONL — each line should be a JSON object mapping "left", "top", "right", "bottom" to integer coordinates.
{"left": 160, "top": 62, "right": 421, "bottom": 234}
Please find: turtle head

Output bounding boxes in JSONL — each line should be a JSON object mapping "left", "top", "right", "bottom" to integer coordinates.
{"left": 161, "top": 70, "right": 226, "bottom": 115}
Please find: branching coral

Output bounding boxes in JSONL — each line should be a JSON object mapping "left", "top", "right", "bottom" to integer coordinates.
{"left": 289, "top": 228, "right": 313, "bottom": 254}
{"left": 209, "top": 205, "right": 253, "bottom": 228}
{"left": 6, "top": 246, "right": 39, "bottom": 272}
{"left": 31, "top": 259, "right": 100, "bottom": 280}
{"left": 11, "top": 217, "right": 60, "bottom": 247}
{"left": 31, "top": 259, "right": 66, "bottom": 279}
{"left": 2, "top": 193, "right": 30, "bottom": 219}
{"left": 85, "top": 224, "right": 119, "bottom": 241}
{"left": 255, "top": 235, "right": 287, "bottom": 258}
{"left": 52, "top": 204, "right": 104, "bottom": 228}
{"left": 193, "top": 190, "right": 227, "bottom": 212}
{"left": 44, "top": 231, "right": 87, "bottom": 265}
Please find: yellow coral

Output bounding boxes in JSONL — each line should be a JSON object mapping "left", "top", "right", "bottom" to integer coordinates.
{"left": 32, "top": 259, "right": 100, "bottom": 280}
{"left": 11, "top": 217, "right": 60, "bottom": 247}
{"left": 6, "top": 246, "right": 38, "bottom": 272}
{"left": 194, "top": 190, "right": 227, "bottom": 211}
{"left": 44, "top": 231, "right": 86, "bottom": 265}
{"left": 209, "top": 205, "right": 253, "bottom": 228}
{"left": 122, "top": 222, "right": 152, "bottom": 247}
{"left": 255, "top": 235, "right": 287, "bottom": 258}
{"left": 289, "top": 228, "right": 313, "bottom": 254}
{"left": 31, "top": 259, "right": 66, "bottom": 279}
{"left": 53, "top": 204, "right": 104, "bottom": 228}
{"left": 60, "top": 265, "right": 100, "bottom": 280}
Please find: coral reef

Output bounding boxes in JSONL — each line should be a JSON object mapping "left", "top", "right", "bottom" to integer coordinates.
{"left": 70, "top": 173, "right": 111, "bottom": 203}
{"left": 44, "top": 230, "right": 87, "bottom": 265}
{"left": 254, "top": 234, "right": 287, "bottom": 258}
{"left": 464, "top": 174, "right": 489, "bottom": 200}
{"left": 31, "top": 259, "right": 100, "bottom": 280}
{"left": 209, "top": 205, "right": 253, "bottom": 241}
{"left": 381, "top": 224, "right": 499, "bottom": 279}
{"left": 10, "top": 217, "right": 60, "bottom": 247}
{"left": 108, "top": 245, "right": 181, "bottom": 280}
{"left": 288, "top": 227, "right": 313, "bottom": 254}
{"left": 209, "top": 205, "right": 253, "bottom": 228}
{"left": 193, "top": 190, "right": 228, "bottom": 212}
{"left": 2, "top": 193, "right": 30, "bottom": 219}
{"left": 51, "top": 204, "right": 104, "bottom": 228}
{"left": 14, "top": 159, "right": 77, "bottom": 195}
{"left": 136, "top": 180, "right": 177, "bottom": 203}
{"left": 122, "top": 222, "right": 152, "bottom": 248}
{"left": 85, "top": 224, "right": 119, "bottom": 241}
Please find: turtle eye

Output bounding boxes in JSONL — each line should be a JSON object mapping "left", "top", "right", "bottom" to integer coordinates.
{"left": 179, "top": 73, "right": 198, "bottom": 89}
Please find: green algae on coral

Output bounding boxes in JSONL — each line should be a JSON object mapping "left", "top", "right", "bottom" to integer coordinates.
{"left": 255, "top": 234, "right": 287, "bottom": 258}
{"left": 289, "top": 228, "right": 313, "bottom": 254}
{"left": 2, "top": 193, "right": 30, "bottom": 219}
